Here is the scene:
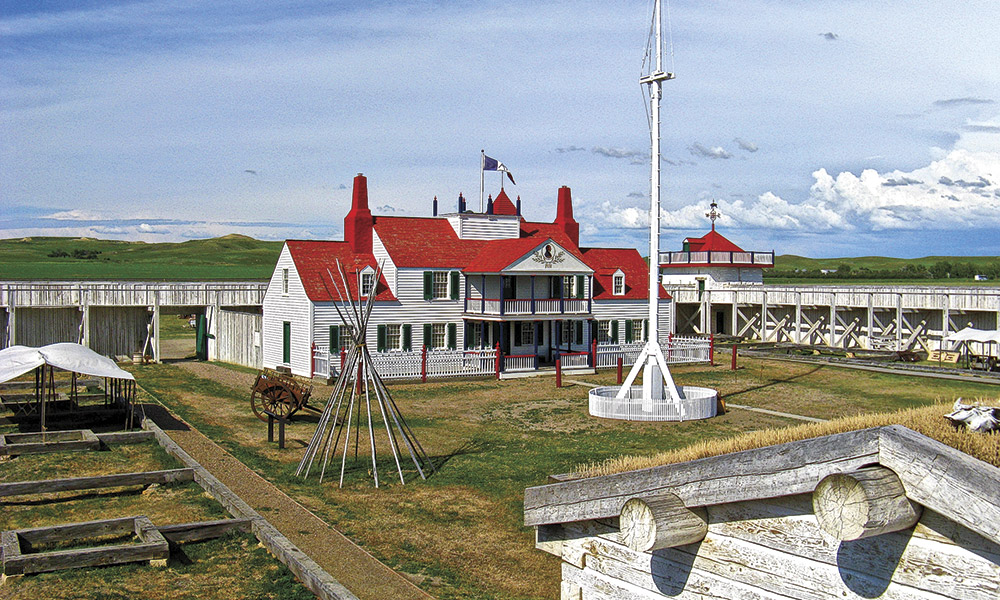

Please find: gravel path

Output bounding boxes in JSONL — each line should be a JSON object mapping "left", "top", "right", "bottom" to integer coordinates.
{"left": 149, "top": 364, "right": 431, "bottom": 600}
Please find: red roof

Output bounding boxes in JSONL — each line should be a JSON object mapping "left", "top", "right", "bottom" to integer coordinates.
{"left": 581, "top": 247, "right": 670, "bottom": 300}
{"left": 373, "top": 216, "right": 488, "bottom": 268}
{"left": 285, "top": 240, "right": 396, "bottom": 302}
{"left": 463, "top": 237, "right": 589, "bottom": 274}
{"left": 684, "top": 229, "right": 745, "bottom": 253}
{"left": 491, "top": 189, "right": 518, "bottom": 215}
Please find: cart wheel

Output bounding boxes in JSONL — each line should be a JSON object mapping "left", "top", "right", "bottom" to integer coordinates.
{"left": 251, "top": 384, "right": 295, "bottom": 422}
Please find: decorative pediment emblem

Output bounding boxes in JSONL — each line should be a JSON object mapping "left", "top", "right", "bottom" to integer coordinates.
{"left": 531, "top": 244, "right": 565, "bottom": 269}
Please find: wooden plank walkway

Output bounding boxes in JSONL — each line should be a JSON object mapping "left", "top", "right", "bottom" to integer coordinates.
{"left": 144, "top": 406, "right": 432, "bottom": 600}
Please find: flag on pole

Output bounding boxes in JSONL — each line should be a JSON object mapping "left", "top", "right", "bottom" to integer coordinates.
{"left": 482, "top": 154, "right": 516, "bottom": 185}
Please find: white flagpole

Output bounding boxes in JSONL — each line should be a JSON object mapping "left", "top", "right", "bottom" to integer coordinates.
{"left": 480, "top": 150, "right": 486, "bottom": 212}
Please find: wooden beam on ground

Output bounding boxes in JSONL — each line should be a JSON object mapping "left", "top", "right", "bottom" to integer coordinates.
{"left": 155, "top": 518, "right": 253, "bottom": 544}
{"left": 524, "top": 427, "right": 881, "bottom": 527}
{"left": 812, "top": 466, "right": 921, "bottom": 540}
{"left": 618, "top": 493, "right": 707, "bottom": 551}
{"left": 0, "top": 468, "right": 194, "bottom": 498}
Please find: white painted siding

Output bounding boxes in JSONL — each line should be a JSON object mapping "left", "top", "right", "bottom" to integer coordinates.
{"left": 311, "top": 267, "right": 466, "bottom": 351}
{"left": 371, "top": 230, "right": 398, "bottom": 295}
{"left": 593, "top": 299, "right": 672, "bottom": 344}
{"left": 446, "top": 213, "right": 521, "bottom": 240}
{"left": 262, "top": 244, "right": 314, "bottom": 377}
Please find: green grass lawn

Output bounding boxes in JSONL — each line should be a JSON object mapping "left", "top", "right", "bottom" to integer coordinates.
{"left": 0, "top": 235, "right": 281, "bottom": 281}
{"left": 127, "top": 357, "right": 1000, "bottom": 600}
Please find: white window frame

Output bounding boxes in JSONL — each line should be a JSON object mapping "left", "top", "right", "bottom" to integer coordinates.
{"left": 386, "top": 324, "right": 402, "bottom": 351}
{"left": 597, "top": 320, "right": 613, "bottom": 344}
{"left": 631, "top": 319, "right": 645, "bottom": 343}
{"left": 561, "top": 320, "right": 572, "bottom": 345}
{"left": 431, "top": 323, "right": 447, "bottom": 349}
{"left": 520, "top": 322, "right": 534, "bottom": 346}
{"left": 282, "top": 268, "right": 289, "bottom": 295}
{"left": 432, "top": 271, "right": 450, "bottom": 300}
{"left": 612, "top": 269, "right": 625, "bottom": 296}
{"left": 360, "top": 267, "right": 375, "bottom": 297}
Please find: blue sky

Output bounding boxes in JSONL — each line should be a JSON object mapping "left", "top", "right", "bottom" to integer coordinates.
{"left": 2, "top": 0, "right": 999, "bottom": 258}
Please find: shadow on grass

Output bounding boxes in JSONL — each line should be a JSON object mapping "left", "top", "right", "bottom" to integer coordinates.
{"left": 138, "top": 403, "right": 190, "bottom": 431}
{"left": 723, "top": 365, "right": 826, "bottom": 401}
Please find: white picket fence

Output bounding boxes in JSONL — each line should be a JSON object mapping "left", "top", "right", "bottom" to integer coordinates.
{"left": 594, "top": 336, "right": 711, "bottom": 369}
{"left": 313, "top": 346, "right": 497, "bottom": 381}
{"left": 312, "top": 335, "right": 710, "bottom": 382}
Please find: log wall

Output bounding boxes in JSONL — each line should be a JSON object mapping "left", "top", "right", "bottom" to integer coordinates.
{"left": 544, "top": 495, "right": 1000, "bottom": 600}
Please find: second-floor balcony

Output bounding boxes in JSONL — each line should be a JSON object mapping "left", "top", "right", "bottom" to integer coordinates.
{"left": 659, "top": 250, "right": 774, "bottom": 267}
{"left": 464, "top": 297, "right": 591, "bottom": 317}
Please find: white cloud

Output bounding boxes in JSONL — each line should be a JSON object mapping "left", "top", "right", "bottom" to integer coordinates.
{"left": 138, "top": 223, "right": 171, "bottom": 234}
{"left": 43, "top": 209, "right": 107, "bottom": 221}
{"left": 688, "top": 143, "right": 732, "bottom": 160}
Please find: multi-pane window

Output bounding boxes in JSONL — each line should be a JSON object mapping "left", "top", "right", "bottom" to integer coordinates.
{"left": 562, "top": 276, "right": 575, "bottom": 298}
{"left": 433, "top": 271, "right": 449, "bottom": 299}
{"left": 282, "top": 268, "right": 289, "bottom": 295}
{"left": 521, "top": 322, "right": 534, "bottom": 346}
{"left": 339, "top": 326, "right": 353, "bottom": 351}
{"left": 386, "top": 324, "right": 401, "bottom": 351}
{"left": 431, "top": 323, "right": 447, "bottom": 349}
{"left": 360, "top": 271, "right": 374, "bottom": 297}
{"left": 631, "top": 319, "right": 645, "bottom": 343}
{"left": 597, "top": 320, "right": 613, "bottom": 343}
{"left": 613, "top": 273, "right": 624, "bottom": 295}
{"left": 561, "top": 321, "right": 572, "bottom": 345}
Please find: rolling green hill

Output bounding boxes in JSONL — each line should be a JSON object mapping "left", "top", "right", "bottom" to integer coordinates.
{"left": 0, "top": 235, "right": 283, "bottom": 281}
{"left": 768, "top": 254, "right": 1000, "bottom": 285}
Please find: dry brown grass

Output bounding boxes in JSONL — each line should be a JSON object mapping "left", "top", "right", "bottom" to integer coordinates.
{"left": 581, "top": 399, "right": 1000, "bottom": 478}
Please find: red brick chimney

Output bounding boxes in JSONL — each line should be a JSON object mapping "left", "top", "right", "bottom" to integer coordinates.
{"left": 554, "top": 186, "right": 579, "bottom": 246}
{"left": 344, "top": 173, "right": 373, "bottom": 253}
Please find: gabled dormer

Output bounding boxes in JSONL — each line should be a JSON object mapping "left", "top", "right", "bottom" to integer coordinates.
{"left": 612, "top": 269, "right": 625, "bottom": 296}
{"left": 358, "top": 265, "right": 375, "bottom": 298}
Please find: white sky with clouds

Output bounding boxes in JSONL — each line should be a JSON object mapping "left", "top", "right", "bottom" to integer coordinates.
{"left": 2, "top": 0, "right": 999, "bottom": 258}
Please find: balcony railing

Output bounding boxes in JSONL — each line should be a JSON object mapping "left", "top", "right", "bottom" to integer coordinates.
{"left": 464, "top": 297, "right": 591, "bottom": 316}
{"left": 659, "top": 250, "right": 774, "bottom": 267}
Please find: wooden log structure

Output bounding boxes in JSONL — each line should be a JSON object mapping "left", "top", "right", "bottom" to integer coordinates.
{"left": 0, "top": 468, "right": 194, "bottom": 498}
{"left": 0, "top": 429, "right": 100, "bottom": 457}
{"left": 155, "top": 518, "right": 253, "bottom": 545}
{"left": 812, "top": 466, "right": 921, "bottom": 540}
{"left": 618, "top": 493, "right": 708, "bottom": 551}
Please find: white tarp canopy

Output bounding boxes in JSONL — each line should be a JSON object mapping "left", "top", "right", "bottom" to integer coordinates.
{"left": 946, "top": 327, "right": 1000, "bottom": 345}
{"left": 0, "top": 343, "right": 134, "bottom": 385}
{"left": 0, "top": 345, "right": 47, "bottom": 384}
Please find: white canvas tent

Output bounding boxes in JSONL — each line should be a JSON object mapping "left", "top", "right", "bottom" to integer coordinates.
{"left": 945, "top": 327, "right": 1000, "bottom": 370}
{"left": 945, "top": 327, "right": 1000, "bottom": 345}
{"left": 0, "top": 343, "right": 136, "bottom": 430}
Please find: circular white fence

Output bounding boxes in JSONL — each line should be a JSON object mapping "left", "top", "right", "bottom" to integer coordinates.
{"left": 588, "top": 385, "right": 718, "bottom": 422}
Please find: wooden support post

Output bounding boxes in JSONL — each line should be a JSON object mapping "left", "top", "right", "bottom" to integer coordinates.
{"left": 812, "top": 466, "right": 921, "bottom": 541}
{"left": 616, "top": 357, "right": 623, "bottom": 384}
{"left": 619, "top": 493, "right": 708, "bottom": 552}
{"left": 709, "top": 334, "right": 715, "bottom": 366}
{"left": 731, "top": 344, "right": 737, "bottom": 371}
{"left": 495, "top": 342, "right": 501, "bottom": 379}
{"left": 421, "top": 345, "right": 427, "bottom": 383}
{"left": 555, "top": 356, "right": 562, "bottom": 388}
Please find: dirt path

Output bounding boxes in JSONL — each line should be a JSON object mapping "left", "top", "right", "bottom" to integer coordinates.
{"left": 145, "top": 378, "right": 432, "bottom": 600}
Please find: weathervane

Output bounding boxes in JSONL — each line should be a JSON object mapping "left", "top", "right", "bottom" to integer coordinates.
{"left": 706, "top": 200, "right": 720, "bottom": 231}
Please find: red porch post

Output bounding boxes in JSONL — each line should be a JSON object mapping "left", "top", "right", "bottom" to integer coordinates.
{"left": 616, "top": 357, "right": 623, "bottom": 384}
{"left": 421, "top": 345, "right": 428, "bottom": 383}
{"left": 731, "top": 343, "right": 738, "bottom": 371}
{"left": 495, "top": 342, "right": 501, "bottom": 379}
{"left": 555, "top": 355, "right": 562, "bottom": 388}
{"left": 710, "top": 333, "right": 715, "bottom": 366}
{"left": 310, "top": 342, "right": 315, "bottom": 379}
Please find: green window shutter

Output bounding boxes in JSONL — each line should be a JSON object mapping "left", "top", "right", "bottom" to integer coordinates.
{"left": 447, "top": 323, "right": 457, "bottom": 350}
{"left": 643, "top": 319, "right": 649, "bottom": 341}
{"left": 282, "top": 322, "right": 291, "bottom": 363}
{"left": 402, "top": 324, "right": 412, "bottom": 352}
{"left": 575, "top": 321, "right": 583, "bottom": 345}
{"left": 625, "top": 319, "right": 633, "bottom": 343}
{"left": 423, "top": 271, "right": 433, "bottom": 300}
{"left": 377, "top": 324, "right": 387, "bottom": 352}
{"left": 611, "top": 320, "right": 619, "bottom": 344}
{"left": 329, "top": 325, "right": 339, "bottom": 352}
{"left": 423, "top": 323, "right": 433, "bottom": 348}
{"left": 450, "top": 271, "right": 460, "bottom": 300}
{"left": 575, "top": 275, "right": 584, "bottom": 299}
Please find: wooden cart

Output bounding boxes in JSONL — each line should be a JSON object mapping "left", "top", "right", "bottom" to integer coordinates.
{"left": 249, "top": 369, "right": 313, "bottom": 422}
